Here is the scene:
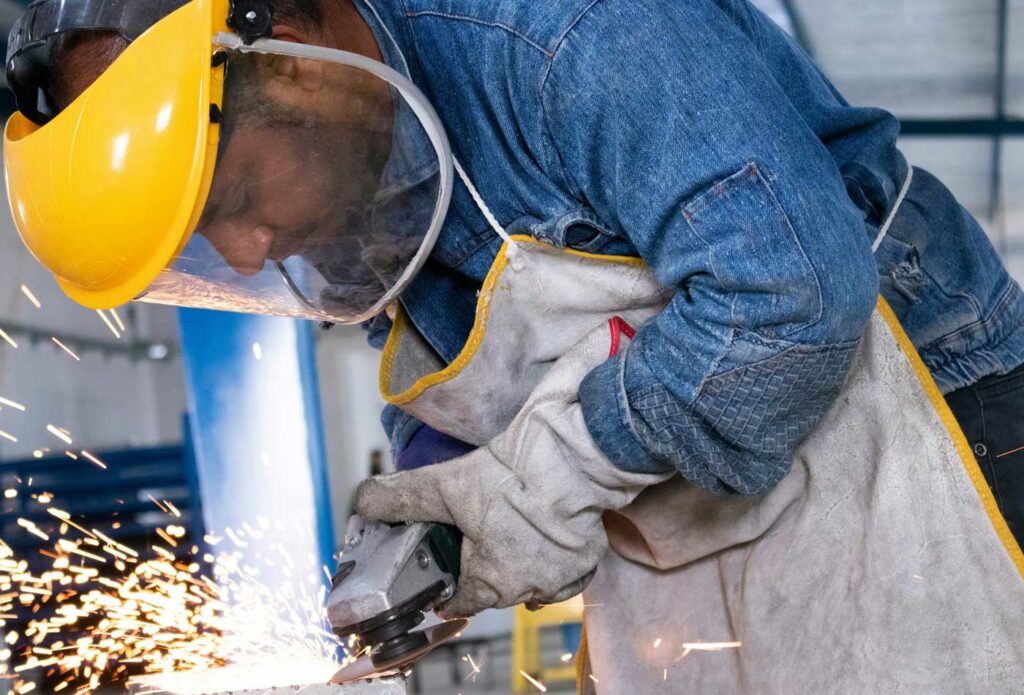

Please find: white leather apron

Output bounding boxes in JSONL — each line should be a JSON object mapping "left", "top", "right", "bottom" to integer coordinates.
{"left": 379, "top": 235, "right": 1024, "bottom": 693}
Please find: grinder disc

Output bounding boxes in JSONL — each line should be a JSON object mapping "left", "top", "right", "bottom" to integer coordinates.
{"left": 330, "top": 619, "right": 468, "bottom": 685}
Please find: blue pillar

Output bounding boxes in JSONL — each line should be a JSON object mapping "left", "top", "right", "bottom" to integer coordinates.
{"left": 177, "top": 309, "right": 335, "bottom": 587}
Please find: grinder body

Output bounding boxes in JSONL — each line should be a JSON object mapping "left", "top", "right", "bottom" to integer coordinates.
{"left": 327, "top": 517, "right": 461, "bottom": 674}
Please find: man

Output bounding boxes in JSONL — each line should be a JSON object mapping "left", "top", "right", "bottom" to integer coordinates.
{"left": 5, "top": 0, "right": 1024, "bottom": 690}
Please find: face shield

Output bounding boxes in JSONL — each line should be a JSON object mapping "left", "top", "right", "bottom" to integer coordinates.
{"left": 145, "top": 36, "right": 452, "bottom": 322}
{"left": 4, "top": 0, "right": 453, "bottom": 324}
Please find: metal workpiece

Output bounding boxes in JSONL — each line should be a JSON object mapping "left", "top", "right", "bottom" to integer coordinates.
{"left": 326, "top": 518, "right": 458, "bottom": 633}
{"left": 209, "top": 683, "right": 406, "bottom": 695}
{"left": 129, "top": 673, "right": 406, "bottom": 694}
{"left": 174, "top": 680, "right": 404, "bottom": 695}
{"left": 248, "top": 682, "right": 406, "bottom": 695}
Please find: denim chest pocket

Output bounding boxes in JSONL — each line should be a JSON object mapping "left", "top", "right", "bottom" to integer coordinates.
{"left": 681, "top": 163, "right": 822, "bottom": 340}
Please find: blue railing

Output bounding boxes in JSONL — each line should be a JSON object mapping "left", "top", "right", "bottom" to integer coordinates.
{"left": 0, "top": 437, "right": 204, "bottom": 567}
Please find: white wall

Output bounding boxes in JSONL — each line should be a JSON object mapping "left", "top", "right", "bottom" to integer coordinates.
{"left": 314, "top": 326, "right": 392, "bottom": 546}
{"left": 0, "top": 182, "right": 186, "bottom": 460}
{"left": 792, "top": 0, "right": 1001, "bottom": 118}
{"left": 749, "top": 0, "right": 797, "bottom": 35}
{"left": 1001, "top": 139, "right": 1024, "bottom": 280}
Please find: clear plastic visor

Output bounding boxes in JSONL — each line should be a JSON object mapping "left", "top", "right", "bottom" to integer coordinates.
{"left": 141, "top": 37, "right": 452, "bottom": 324}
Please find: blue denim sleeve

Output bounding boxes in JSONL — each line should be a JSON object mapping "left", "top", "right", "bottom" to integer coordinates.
{"left": 362, "top": 312, "right": 394, "bottom": 350}
{"left": 380, "top": 402, "right": 425, "bottom": 457}
{"left": 543, "top": 0, "right": 879, "bottom": 494}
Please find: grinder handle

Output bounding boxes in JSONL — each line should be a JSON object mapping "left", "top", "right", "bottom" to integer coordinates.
{"left": 426, "top": 523, "right": 462, "bottom": 583}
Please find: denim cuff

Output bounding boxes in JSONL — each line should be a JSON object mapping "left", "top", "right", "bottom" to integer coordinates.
{"left": 380, "top": 404, "right": 425, "bottom": 460}
{"left": 579, "top": 357, "right": 673, "bottom": 475}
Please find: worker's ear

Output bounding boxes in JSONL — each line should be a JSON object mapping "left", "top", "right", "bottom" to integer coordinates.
{"left": 270, "top": 24, "right": 309, "bottom": 44}
{"left": 265, "top": 24, "right": 327, "bottom": 93}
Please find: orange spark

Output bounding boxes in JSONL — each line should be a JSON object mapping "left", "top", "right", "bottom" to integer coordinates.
{"left": 19, "top": 285, "right": 40, "bottom": 309}
{"left": 155, "top": 528, "right": 178, "bottom": 548}
{"left": 0, "top": 397, "right": 26, "bottom": 411}
{"left": 463, "top": 652, "right": 482, "bottom": 682}
{"left": 96, "top": 311, "right": 121, "bottom": 339}
{"left": 46, "top": 425, "right": 72, "bottom": 445}
{"left": 50, "top": 338, "right": 80, "bottom": 362}
{"left": 79, "top": 451, "right": 107, "bottom": 470}
{"left": 109, "top": 308, "right": 126, "bottom": 333}
{"left": 681, "top": 641, "right": 742, "bottom": 651}
{"left": 519, "top": 670, "right": 547, "bottom": 692}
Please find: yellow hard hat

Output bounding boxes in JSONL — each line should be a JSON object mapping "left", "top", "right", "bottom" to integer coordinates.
{"left": 3, "top": 0, "right": 453, "bottom": 324}
{"left": 5, "top": 0, "right": 227, "bottom": 310}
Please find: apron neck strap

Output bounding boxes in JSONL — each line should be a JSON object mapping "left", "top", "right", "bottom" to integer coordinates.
{"left": 871, "top": 166, "right": 915, "bottom": 253}
{"left": 453, "top": 157, "right": 522, "bottom": 263}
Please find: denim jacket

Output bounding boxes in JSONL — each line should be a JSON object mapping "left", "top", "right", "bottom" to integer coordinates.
{"left": 359, "top": 0, "right": 1024, "bottom": 494}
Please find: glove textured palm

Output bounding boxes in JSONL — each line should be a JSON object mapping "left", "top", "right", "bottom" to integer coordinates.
{"left": 356, "top": 326, "right": 671, "bottom": 618}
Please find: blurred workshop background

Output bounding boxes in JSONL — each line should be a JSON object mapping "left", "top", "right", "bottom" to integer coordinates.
{"left": 0, "top": 0, "right": 1018, "bottom": 693}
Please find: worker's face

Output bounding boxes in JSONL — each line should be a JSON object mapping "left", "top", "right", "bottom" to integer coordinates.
{"left": 59, "top": 38, "right": 395, "bottom": 279}
{"left": 195, "top": 54, "right": 395, "bottom": 276}
{"left": 196, "top": 126, "right": 342, "bottom": 276}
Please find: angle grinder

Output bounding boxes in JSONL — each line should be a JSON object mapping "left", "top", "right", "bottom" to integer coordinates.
{"left": 327, "top": 516, "right": 465, "bottom": 684}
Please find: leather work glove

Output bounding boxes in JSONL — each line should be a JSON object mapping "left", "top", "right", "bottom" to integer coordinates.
{"left": 355, "top": 324, "right": 672, "bottom": 618}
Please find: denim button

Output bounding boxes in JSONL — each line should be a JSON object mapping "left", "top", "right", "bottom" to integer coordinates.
{"left": 974, "top": 443, "right": 988, "bottom": 457}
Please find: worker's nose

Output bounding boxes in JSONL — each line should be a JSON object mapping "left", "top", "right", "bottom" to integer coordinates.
{"left": 200, "top": 222, "right": 275, "bottom": 277}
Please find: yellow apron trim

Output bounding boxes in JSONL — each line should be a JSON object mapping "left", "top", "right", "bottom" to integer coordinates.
{"left": 877, "top": 297, "right": 1024, "bottom": 577}
{"left": 379, "top": 235, "right": 645, "bottom": 405}
{"left": 378, "top": 303, "right": 409, "bottom": 402}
